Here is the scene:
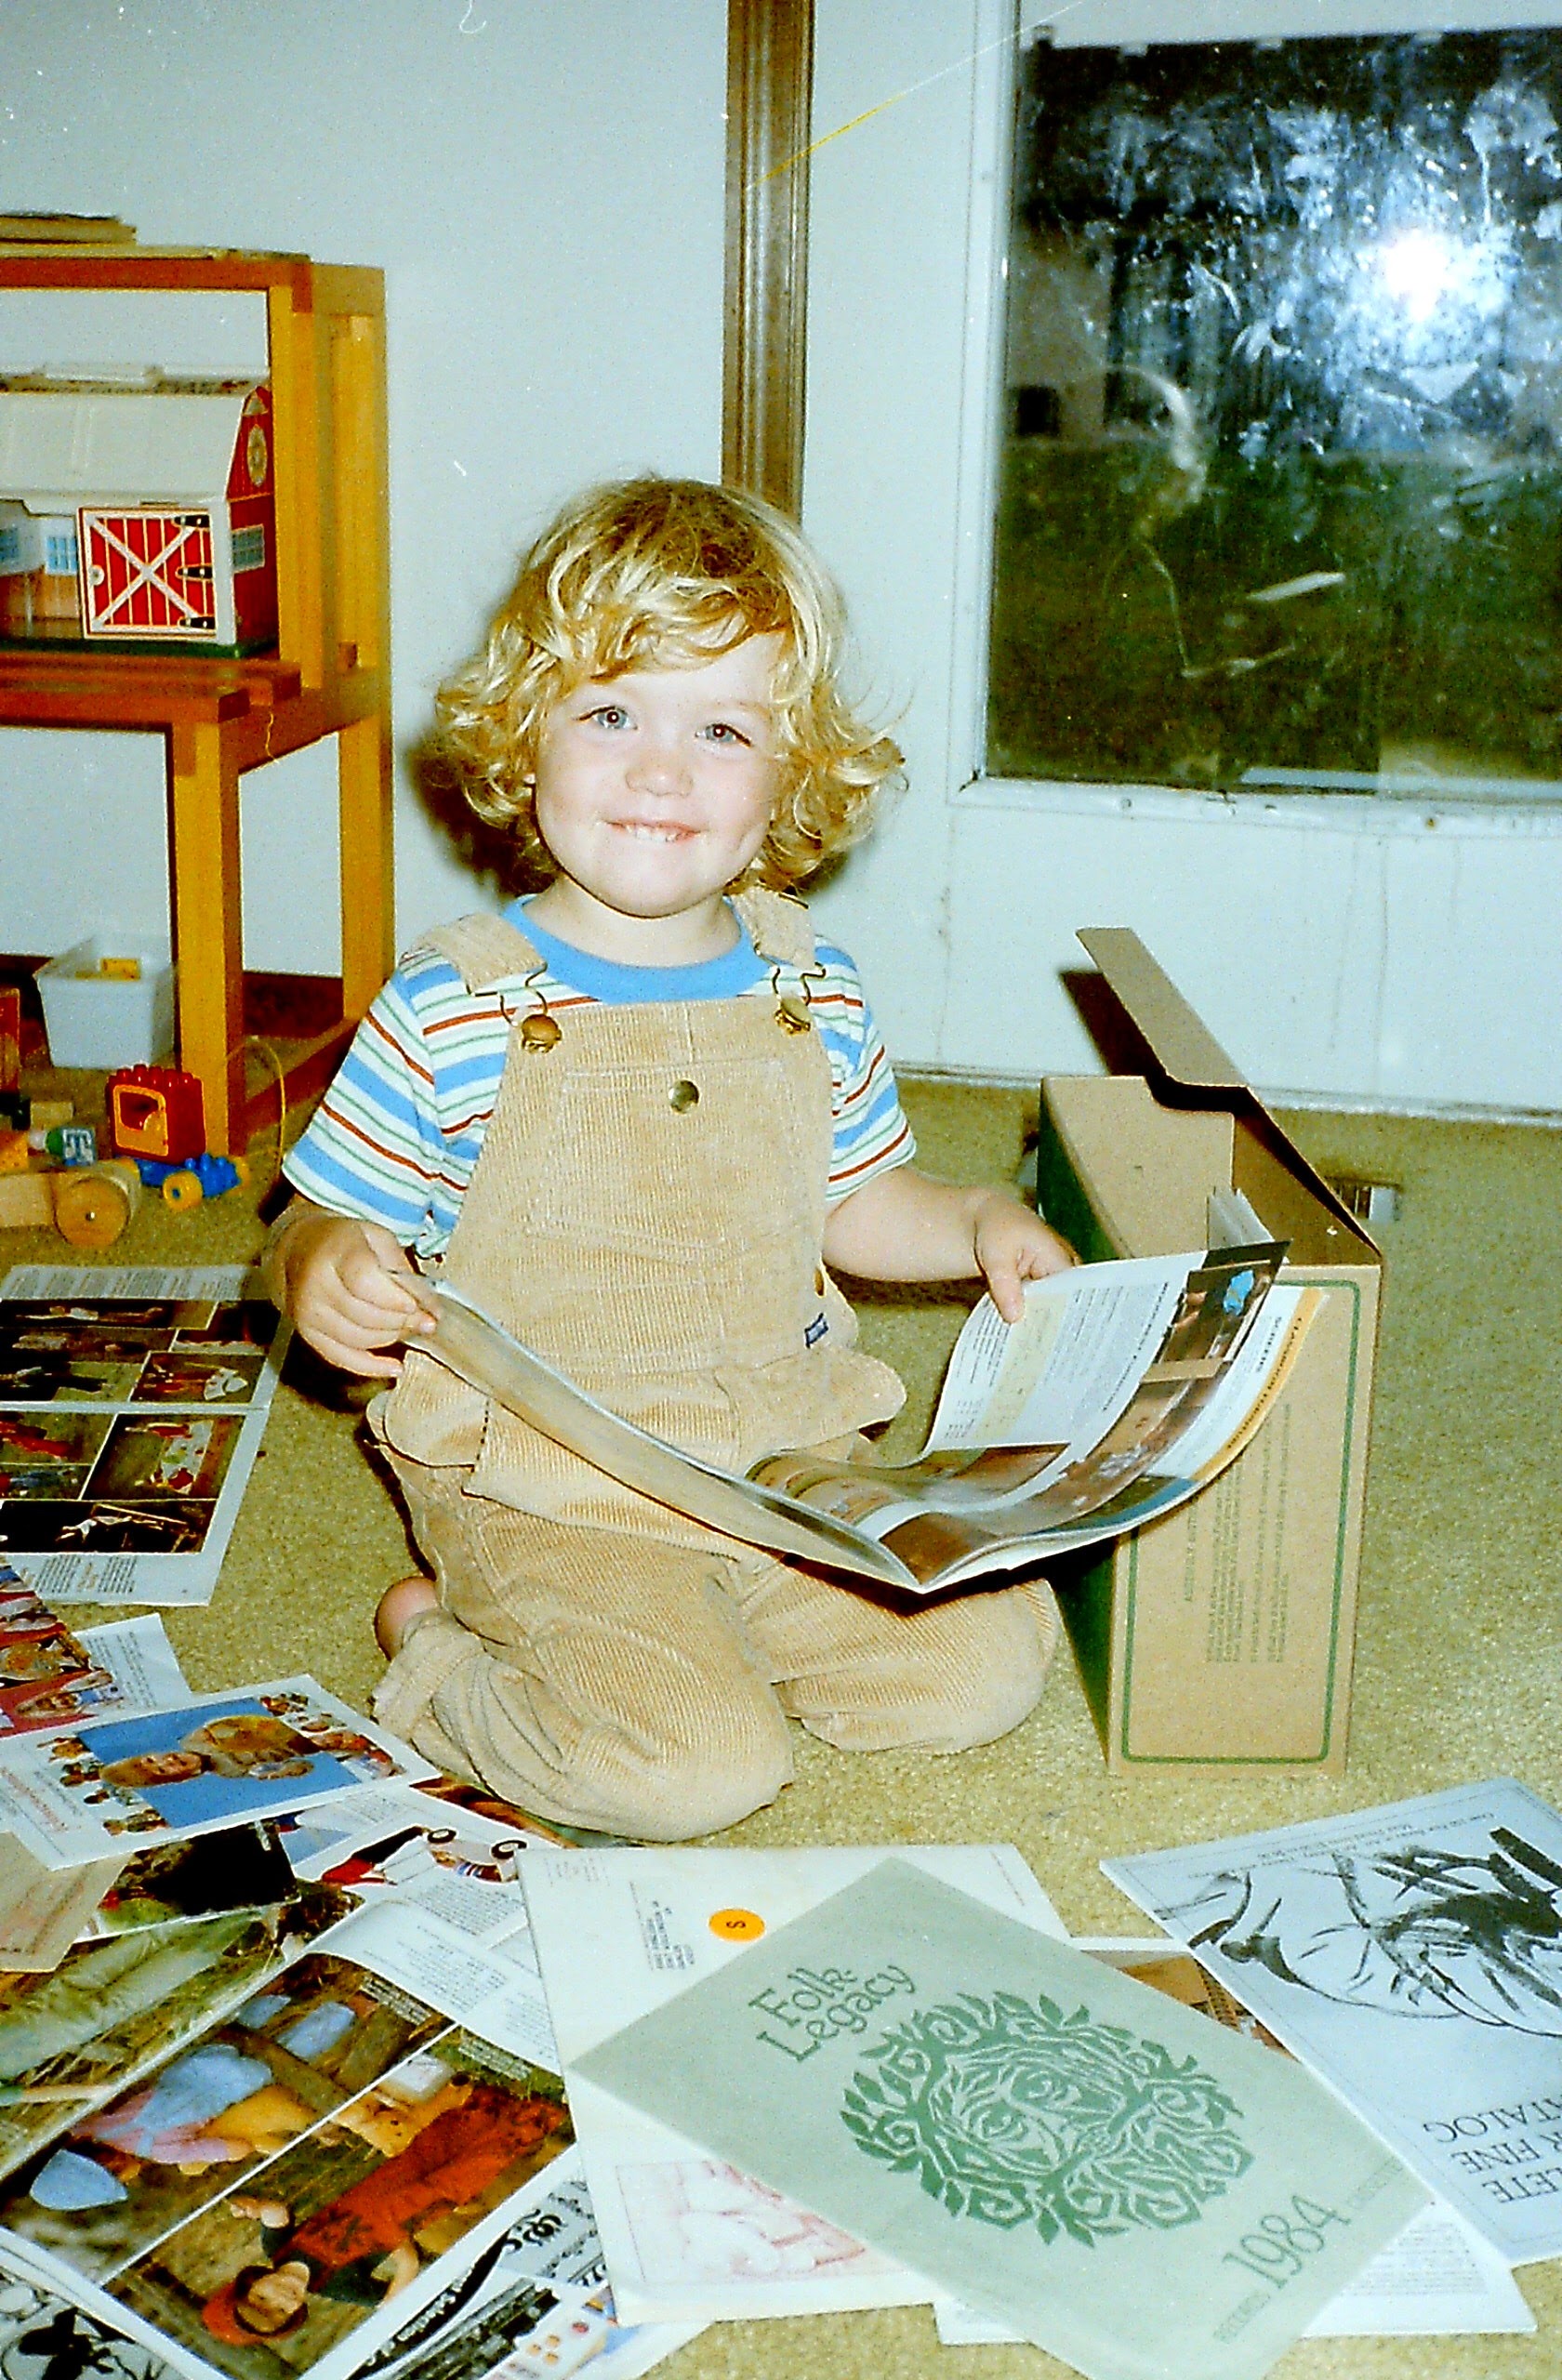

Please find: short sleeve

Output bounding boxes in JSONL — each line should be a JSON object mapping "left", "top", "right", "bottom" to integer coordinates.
{"left": 810, "top": 942, "right": 915, "bottom": 1204}
{"left": 282, "top": 967, "right": 449, "bottom": 1249}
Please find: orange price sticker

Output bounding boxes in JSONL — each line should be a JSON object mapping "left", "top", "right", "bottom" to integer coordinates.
{"left": 708, "top": 1906, "right": 765, "bottom": 1942}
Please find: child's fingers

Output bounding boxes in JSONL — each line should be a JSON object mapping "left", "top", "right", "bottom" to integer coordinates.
{"left": 343, "top": 1233, "right": 436, "bottom": 1334}
{"left": 978, "top": 1212, "right": 1078, "bottom": 1322}
{"left": 305, "top": 1329, "right": 404, "bottom": 1379}
{"left": 985, "top": 1255, "right": 1027, "bottom": 1325}
{"left": 1020, "top": 1226, "right": 1079, "bottom": 1277}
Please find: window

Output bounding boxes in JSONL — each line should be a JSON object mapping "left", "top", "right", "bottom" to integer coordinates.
{"left": 988, "top": 27, "right": 1562, "bottom": 799}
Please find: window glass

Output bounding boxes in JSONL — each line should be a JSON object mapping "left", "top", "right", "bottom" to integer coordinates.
{"left": 989, "top": 30, "right": 1562, "bottom": 796}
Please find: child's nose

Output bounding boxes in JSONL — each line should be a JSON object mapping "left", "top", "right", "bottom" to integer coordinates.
{"left": 628, "top": 738, "right": 688, "bottom": 794}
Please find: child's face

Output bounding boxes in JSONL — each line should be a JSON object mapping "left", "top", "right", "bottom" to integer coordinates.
{"left": 530, "top": 636, "right": 782, "bottom": 948}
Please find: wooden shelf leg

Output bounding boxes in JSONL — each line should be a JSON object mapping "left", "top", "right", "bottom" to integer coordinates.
{"left": 338, "top": 705, "right": 394, "bottom": 1021}
{"left": 168, "top": 715, "right": 245, "bottom": 1156}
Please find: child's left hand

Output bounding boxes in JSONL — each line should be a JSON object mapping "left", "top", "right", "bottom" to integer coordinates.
{"left": 969, "top": 1188, "right": 1077, "bottom": 1324}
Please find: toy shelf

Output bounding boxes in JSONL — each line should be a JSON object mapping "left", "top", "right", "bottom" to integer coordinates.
{"left": 0, "top": 247, "right": 393, "bottom": 1155}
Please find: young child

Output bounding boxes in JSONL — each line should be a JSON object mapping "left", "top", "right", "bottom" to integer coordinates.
{"left": 265, "top": 476, "right": 1075, "bottom": 1842}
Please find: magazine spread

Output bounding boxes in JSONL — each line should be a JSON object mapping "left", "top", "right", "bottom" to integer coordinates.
{"left": 0, "top": 1560, "right": 192, "bottom": 1746}
{"left": 0, "top": 1266, "right": 289, "bottom": 1608}
{"left": 0, "top": 1896, "right": 695, "bottom": 2380}
{"left": 0, "top": 1678, "right": 437, "bottom": 1871}
{"left": 409, "top": 1241, "right": 1314, "bottom": 1593}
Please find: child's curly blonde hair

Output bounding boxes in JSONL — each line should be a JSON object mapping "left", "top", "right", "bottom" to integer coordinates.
{"left": 435, "top": 476, "right": 903, "bottom": 889}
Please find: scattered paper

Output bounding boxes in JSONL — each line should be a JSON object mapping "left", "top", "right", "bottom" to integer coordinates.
{"left": 0, "top": 1892, "right": 348, "bottom": 2187}
{"left": 1103, "top": 1777, "right": 1562, "bottom": 2264}
{"left": 0, "top": 1899, "right": 572, "bottom": 2380}
{"left": 0, "top": 1676, "right": 435, "bottom": 1869}
{"left": 522, "top": 1843, "right": 1064, "bottom": 2328}
{"left": 0, "top": 1846, "right": 126, "bottom": 1972}
{"left": 361, "top": 2149, "right": 702, "bottom": 2380}
{"left": 932, "top": 1938, "right": 1534, "bottom": 2344}
{"left": 0, "top": 2230, "right": 192, "bottom": 2380}
{"left": 576, "top": 1860, "right": 1425, "bottom": 2380}
{"left": 76, "top": 1613, "right": 191, "bottom": 1714}
{"left": 0, "top": 1269, "right": 288, "bottom": 1607}
{"left": 933, "top": 2203, "right": 1533, "bottom": 2342}
{"left": 0, "top": 1567, "right": 127, "bottom": 1736}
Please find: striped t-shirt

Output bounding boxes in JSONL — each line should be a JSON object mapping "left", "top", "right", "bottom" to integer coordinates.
{"left": 283, "top": 898, "right": 914, "bottom": 1260}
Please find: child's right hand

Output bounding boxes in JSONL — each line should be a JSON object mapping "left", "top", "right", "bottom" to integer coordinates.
{"left": 265, "top": 1202, "right": 434, "bottom": 1378}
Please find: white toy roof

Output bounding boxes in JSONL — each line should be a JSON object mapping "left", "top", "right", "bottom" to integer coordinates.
{"left": 0, "top": 373, "right": 259, "bottom": 511}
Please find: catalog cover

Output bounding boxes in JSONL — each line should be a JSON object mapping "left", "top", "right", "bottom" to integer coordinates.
{"left": 576, "top": 1860, "right": 1425, "bottom": 2380}
{"left": 523, "top": 1842, "right": 1063, "bottom": 2326}
{"left": 1102, "top": 1776, "right": 1562, "bottom": 2264}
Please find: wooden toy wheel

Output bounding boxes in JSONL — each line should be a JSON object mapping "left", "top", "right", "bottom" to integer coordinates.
{"left": 53, "top": 1161, "right": 141, "bottom": 1250}
{"left": 162, "top": 1170, "right": 204, "bottom": 1210}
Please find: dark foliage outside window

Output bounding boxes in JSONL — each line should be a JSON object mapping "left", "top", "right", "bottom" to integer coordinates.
{"left": 989, "top": 31, "right": 1562, "bottom": 797}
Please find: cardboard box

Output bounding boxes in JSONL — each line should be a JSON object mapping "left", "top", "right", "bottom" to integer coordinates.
{"left": 1036, "top": 929, "right": 1383, "bottom": 1777}
{"left": 0, "top": 372, "right": 276, "bottom": 652}
{"left": 35, "top": 938, "right": 176, "bottom": 1071}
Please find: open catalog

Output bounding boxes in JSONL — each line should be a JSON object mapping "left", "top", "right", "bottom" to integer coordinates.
{"left": 407, "top": 1227, "right": 1316, "bottom": 1595}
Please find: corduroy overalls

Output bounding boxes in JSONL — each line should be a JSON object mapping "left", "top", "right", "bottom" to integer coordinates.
{"left": 369, "top": 887, "right": 1055, "bottom": 1839}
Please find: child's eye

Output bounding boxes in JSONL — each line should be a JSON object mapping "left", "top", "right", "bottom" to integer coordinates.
{"left": 584, "top": 703, "right": 630, "bottom": 730}
{"left": 703, "top": 721, "right": 749, "bottom": 747}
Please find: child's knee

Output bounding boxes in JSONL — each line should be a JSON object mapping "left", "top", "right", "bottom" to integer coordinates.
{"left": 433, "top": 1640, "right": 796, "bottom": 1842}
{"left": 912, "top": 1582, "right": 1057, "bottom": 1748}
{"left": 799, "top": 1580, "right": 1056, "bottom": 1754}
{"left": 597, "top": 1722, "right": 794, "bottom": 1841}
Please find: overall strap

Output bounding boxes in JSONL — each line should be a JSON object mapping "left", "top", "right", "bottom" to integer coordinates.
{"left": 732, "top": 886, "right": 814, "bottom": 971}
{"left": 419, "top": 911, "right": 543, "bottom": 992}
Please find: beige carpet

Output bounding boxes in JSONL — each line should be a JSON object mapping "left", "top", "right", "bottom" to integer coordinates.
{"left": 11, "top": 1071, "right": 1561, "bottom": 2378}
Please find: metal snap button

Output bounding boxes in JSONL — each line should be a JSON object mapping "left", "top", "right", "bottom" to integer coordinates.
{"left": 668, "top": 1079, "right": 700, "bottom": 1112}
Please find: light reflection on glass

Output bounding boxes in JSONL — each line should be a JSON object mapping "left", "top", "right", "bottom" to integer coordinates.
{"left": 989, "top": 32, "right": 1562, "bottom": 798}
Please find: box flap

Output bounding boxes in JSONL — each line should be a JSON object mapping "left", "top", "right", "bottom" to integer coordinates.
{"left": 1078, "top": 928, "right": 1248, "bottom": 1092}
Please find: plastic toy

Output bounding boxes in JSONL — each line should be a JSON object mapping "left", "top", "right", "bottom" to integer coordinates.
{"left": 30, "top": 1122, "right": 96, "bottom": 1164}
{"left": 107, "top": 1064, "right": 205, "bottom": 1162}
{"left": 106, "top": 1064, "right": 246, "bottom": 1210}
{"left": 133, "top": 1149, "right": 247, "bottom": 1210}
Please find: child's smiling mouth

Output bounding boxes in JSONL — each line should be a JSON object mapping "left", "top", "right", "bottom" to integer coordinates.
{"left": 610, "top": 820, "right": 699, "bottom": 841}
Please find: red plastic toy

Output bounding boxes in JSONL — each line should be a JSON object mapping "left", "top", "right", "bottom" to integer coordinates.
{"left": 107, "top": 1065, "right": 206, "bottom": 1163}
{"left": 106, "top": 1064, "right": 247, "bottom": 1210}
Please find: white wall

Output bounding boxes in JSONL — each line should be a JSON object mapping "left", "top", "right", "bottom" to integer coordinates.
{"left": 0, "top": 0, "right": 726, "bottom": 972}
{"left": 7, "top": 0, "right": 1561, "bottom": 1114}
{"left": 805, "top": 0, "right": 1562, "bottom": 1113}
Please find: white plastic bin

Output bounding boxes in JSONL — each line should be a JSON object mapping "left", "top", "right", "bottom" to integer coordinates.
{"left": 35, "top": 937, "right": 177, "bottom": 1069}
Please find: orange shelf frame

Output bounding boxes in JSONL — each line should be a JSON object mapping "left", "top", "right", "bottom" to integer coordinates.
{"left": 0, "top": 249, "right": 394, "bottom": 1154}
